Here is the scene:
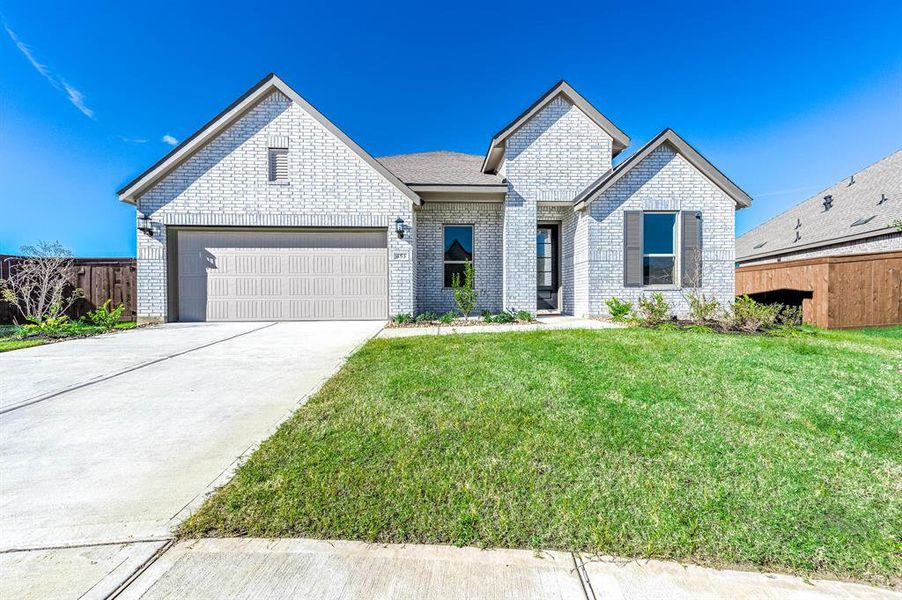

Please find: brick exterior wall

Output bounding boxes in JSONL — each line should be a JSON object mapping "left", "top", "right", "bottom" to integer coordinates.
{"left": 502, "top": 96, "right": 614, "bottom": 312}
{"left": 133, "top": 87, "right": 741, "bottom": 323}
{"left": 414, "top": 202, "right": 503, "bottom": 314}
{"left": 738, "top": 231, "right": 902, "bottom": 266}
{"left": 585, "top": 145, "right": 736, "bottom": 317}
{"left": 135, "top": 91, "right": 415, "bottom": 322}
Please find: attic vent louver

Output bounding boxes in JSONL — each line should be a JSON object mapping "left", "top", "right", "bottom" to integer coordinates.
{"left": 753, "top": 241, "right": 767, "bottom": 249}
{"left": 793, "top": 231, "right": 801, "bottom": 242}
{"left": 878, "top": 193, "right": 888, "bottom": 205}
{"left": 851, "top": 215, "right": 876, "bottom": 227}
{"left": 823, "top": 195, "right": 833, "bottom": 211}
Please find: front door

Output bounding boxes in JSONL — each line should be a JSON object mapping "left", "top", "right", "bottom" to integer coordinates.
{"left": 536, "top": 225, "right": 559, "bottom": 311}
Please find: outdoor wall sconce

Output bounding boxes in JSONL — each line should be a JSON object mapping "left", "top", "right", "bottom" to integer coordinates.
{"left": 138, "top": 213, "right": 154, "bottom": 236}
{"left": 395, "top": 216, "right": 405, "bottom": 239}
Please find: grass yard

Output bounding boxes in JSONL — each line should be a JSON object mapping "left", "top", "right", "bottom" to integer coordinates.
{"left": 182, "top": 326, "right": 902, "bottom": 585}
{"left": 0, "top": 321, "right": 137, "bottom": 353}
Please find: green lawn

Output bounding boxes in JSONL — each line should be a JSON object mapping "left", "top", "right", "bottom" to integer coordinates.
{"left": 181, "top": 326, "right": 901, "bottom": 585}
{"left": 0, "top": 321, "right": 137, "bottom": 353}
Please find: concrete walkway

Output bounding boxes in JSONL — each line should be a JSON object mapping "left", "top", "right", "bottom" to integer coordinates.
{"left": 118, "top": 538, "right": 899, "bottom": 599}
{"left": 0, "top": 321, "right": 382, "bottom": 600}
{"left": 379, "top": 315, "right": 621, "bottom": 338}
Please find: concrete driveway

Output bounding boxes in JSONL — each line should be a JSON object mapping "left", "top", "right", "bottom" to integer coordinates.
{"left": 0, "top": 321, "right": 382, "bottom": 599}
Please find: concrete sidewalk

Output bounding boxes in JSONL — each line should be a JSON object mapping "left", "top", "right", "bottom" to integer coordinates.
{"left": 118, "top": 538, "right": 898, "bottom": 599}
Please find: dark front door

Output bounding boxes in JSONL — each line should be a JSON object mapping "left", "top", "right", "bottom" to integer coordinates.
{"left": 536, "top": 225, "right": 559, "bottom": 311}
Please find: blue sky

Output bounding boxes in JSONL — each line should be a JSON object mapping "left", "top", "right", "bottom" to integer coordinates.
{"left": 1, "top": 0, "right": 900, "bottom": 257}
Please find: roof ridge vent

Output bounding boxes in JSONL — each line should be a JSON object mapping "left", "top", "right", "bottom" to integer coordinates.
{"left": 823, "top": 194, "right": 833, "bottom": 211}
{"left": 848, "top": 174, "right": 855, "bottom": 186}
{"left": 878, "top": 193, "right": 888, "bottom": 205}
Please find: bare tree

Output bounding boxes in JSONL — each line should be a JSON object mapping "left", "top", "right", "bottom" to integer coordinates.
{"left": 1, "top": 241, "right": 84, "bottom": 324}
{"left": 681, "top": 248, "right": 719, "bottom": 324}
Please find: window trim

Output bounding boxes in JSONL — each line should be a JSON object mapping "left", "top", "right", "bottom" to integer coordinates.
{"left": 641, "top": 211, "right": 680, "bottom": 288}
{"left": 442, "top": 224, "right": 474, "bottom": 289}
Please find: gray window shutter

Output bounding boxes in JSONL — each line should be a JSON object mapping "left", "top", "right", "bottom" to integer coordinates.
{"left": 681, "top": 211, "right": 702, "bottom": 287}
{"left": 623, "top": 211, "right": 643, "bottom": 287}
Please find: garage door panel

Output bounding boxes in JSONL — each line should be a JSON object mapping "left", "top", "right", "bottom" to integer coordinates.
{"left": 177, "top": 230, "right": 388, "bottom": 322}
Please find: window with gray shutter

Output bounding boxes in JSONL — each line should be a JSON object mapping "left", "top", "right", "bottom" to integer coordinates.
{"left": 681, "top": 211, "right": 702, "bottom": 288}
{"left": 623, "top": 211, "right": 643, "bottom": 286}
{"left": 268, "top": 148, "right": 288, "bottom": 182}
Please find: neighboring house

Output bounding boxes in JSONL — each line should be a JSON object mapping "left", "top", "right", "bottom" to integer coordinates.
{"left": 736, "top": 150, "right": 902, "bottom": 328}
{"left": 118, "top": 74, "right": 752, "bottom": 323}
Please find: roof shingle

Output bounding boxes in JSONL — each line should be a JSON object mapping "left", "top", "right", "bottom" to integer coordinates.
{"left": 377, "top": 151, "right": 504, "bottom": 186}
{"left": 736, "top": 150, "right": 902, "bottom": 261}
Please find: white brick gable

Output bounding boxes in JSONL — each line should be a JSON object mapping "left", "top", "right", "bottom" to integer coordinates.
{"left": 136, "top": 91, "right": 415, "bottom": 322}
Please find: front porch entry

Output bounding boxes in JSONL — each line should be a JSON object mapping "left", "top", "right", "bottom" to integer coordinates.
{"left": 537, "top": 223, "right": 560, "bottom": 312}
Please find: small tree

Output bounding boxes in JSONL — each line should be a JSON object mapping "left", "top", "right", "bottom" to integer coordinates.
{"left": 680, "top": 246, "right": 719, "bottom": 324}
{"left": 0, "top": 241, "right": 84, "bottom": 324}
{"left": 451, "top": 260, "right": 478, "bottom": 319}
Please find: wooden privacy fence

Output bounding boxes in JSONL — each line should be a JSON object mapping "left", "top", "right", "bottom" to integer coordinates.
{"left": 0, "top": 255, "right": 137, "bottom": 324}
{"left": 736, "top": 250, "right": 902, "bottom": 329}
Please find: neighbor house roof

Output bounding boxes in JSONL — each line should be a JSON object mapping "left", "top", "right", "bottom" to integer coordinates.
{"left": 736, "top": 150, "right": 902, "bottom": 262}
{"left": 377, "top": 151, "right": 505, "bottom": 190}
{"left": 572, "top": 128, "right": 753, "bottom": 211}
{"left": 481, "top": 80, "right": 630, "bottom": 174}
{"left": 117, "top": 73, "right": 420, "bottom": 205}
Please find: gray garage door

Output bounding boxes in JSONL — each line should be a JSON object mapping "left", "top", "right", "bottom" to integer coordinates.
{"left": 176, "top": 230, "right": 388, "bottom": 321}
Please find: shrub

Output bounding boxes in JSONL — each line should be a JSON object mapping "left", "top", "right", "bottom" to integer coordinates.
{"left": 392, "top": 313, "right": 412, "bottom": 325}
{"left": 438, "top": 311, "right": 456, "bottom": 324}
{"left": 729, "top": 296, "right": 780, "bottom": 332}
{"left": 491, "top": 311, "right": 515, "bottom": 324}
{"left": 514, "top": 310, "right": 533, "bottom": 323}
{"left": 778, "top": 305, "right": 803, "bottom": 327}
{"left": 636, "top": 293, "right": 671, "bottom": 326}
{"left": 481, "top": 310, "right": 493, "bottom": 323}
{"left": 686, "top": 292, "right": 720, "bottom": 324}
{"left": 415, "top": 311, "right": 438, "bottom": 323}
{"left": 605, "top": 297, "right": 633, "bottom": 322}
{"left": 19, "top": 315, "right": 72, "bottom": 338}
{"left": 86, "top": 299, "right": 125, "bottom": 331}
{"left": 451, "top": 260, "right": 478, "bottom": 319}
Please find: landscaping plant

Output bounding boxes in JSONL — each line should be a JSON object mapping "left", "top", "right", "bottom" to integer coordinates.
{"left": 729, "top": 295, "right": 781, "bottom": 332}
{"left": 0, "top": 241, "right": 84, "bottom": 325}
{"left": 514, "top": 310, "right": 532, "bottom": 323}
{"left": 605, "top": 297, "right": 633, "bottom": 322}
{"left": 636, "top": 293, "right": 671, "bottom": 326}
{"left": 392, "top": 313, "right": 412, "bottom": 325}
{"left": 85, "top": 299, "right": 125, "bottom": 330}
{"left": 450, "top": 260, "right": 478, "bottom": 319}
{"left": 438, "top": 311, "right": 456, "bottom": 324}
{"left": 415, "top": 312, "right": 438, "bottom": 324}
{"left": 686, "top": 292, "right": 720, "bottom": 325}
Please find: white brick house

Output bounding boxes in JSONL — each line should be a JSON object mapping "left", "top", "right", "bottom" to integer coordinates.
{"left": 118, "top": 75, "right": 752, "bottom": 323}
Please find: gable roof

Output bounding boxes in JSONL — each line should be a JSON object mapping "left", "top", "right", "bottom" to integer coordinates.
{"left": 481, "top": 80, "right": 630, "bottom": 174}
{"left": 377, "top": 151, "right": 504, "bottom": 187}
{"left": 572, "top": 128, "right": 753, "bottom": 211}
{"left": 117, "top": 73, "right": 420, "bottom": 205}
{"left": 736, "top": 150, "right": 901, "bottom": 262}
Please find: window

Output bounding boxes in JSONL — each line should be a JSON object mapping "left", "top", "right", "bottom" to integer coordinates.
{"left": 642, "top": 212, "right": 677, "bottom": 285}
{"left": 443, "top": 225, "right": 473, "bottom": 287}
{"left": 268, "top": 147, "right": 288, "bottom": 182}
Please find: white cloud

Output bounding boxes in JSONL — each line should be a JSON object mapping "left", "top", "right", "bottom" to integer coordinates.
{"left": 162, "top": 134, "right": 178, "bottom": 146}
{"left": 3, "top": 21, "right": 95, "bottom": 118}
{"left": 115, "top": 135, "right": 149, "bottom": 144}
